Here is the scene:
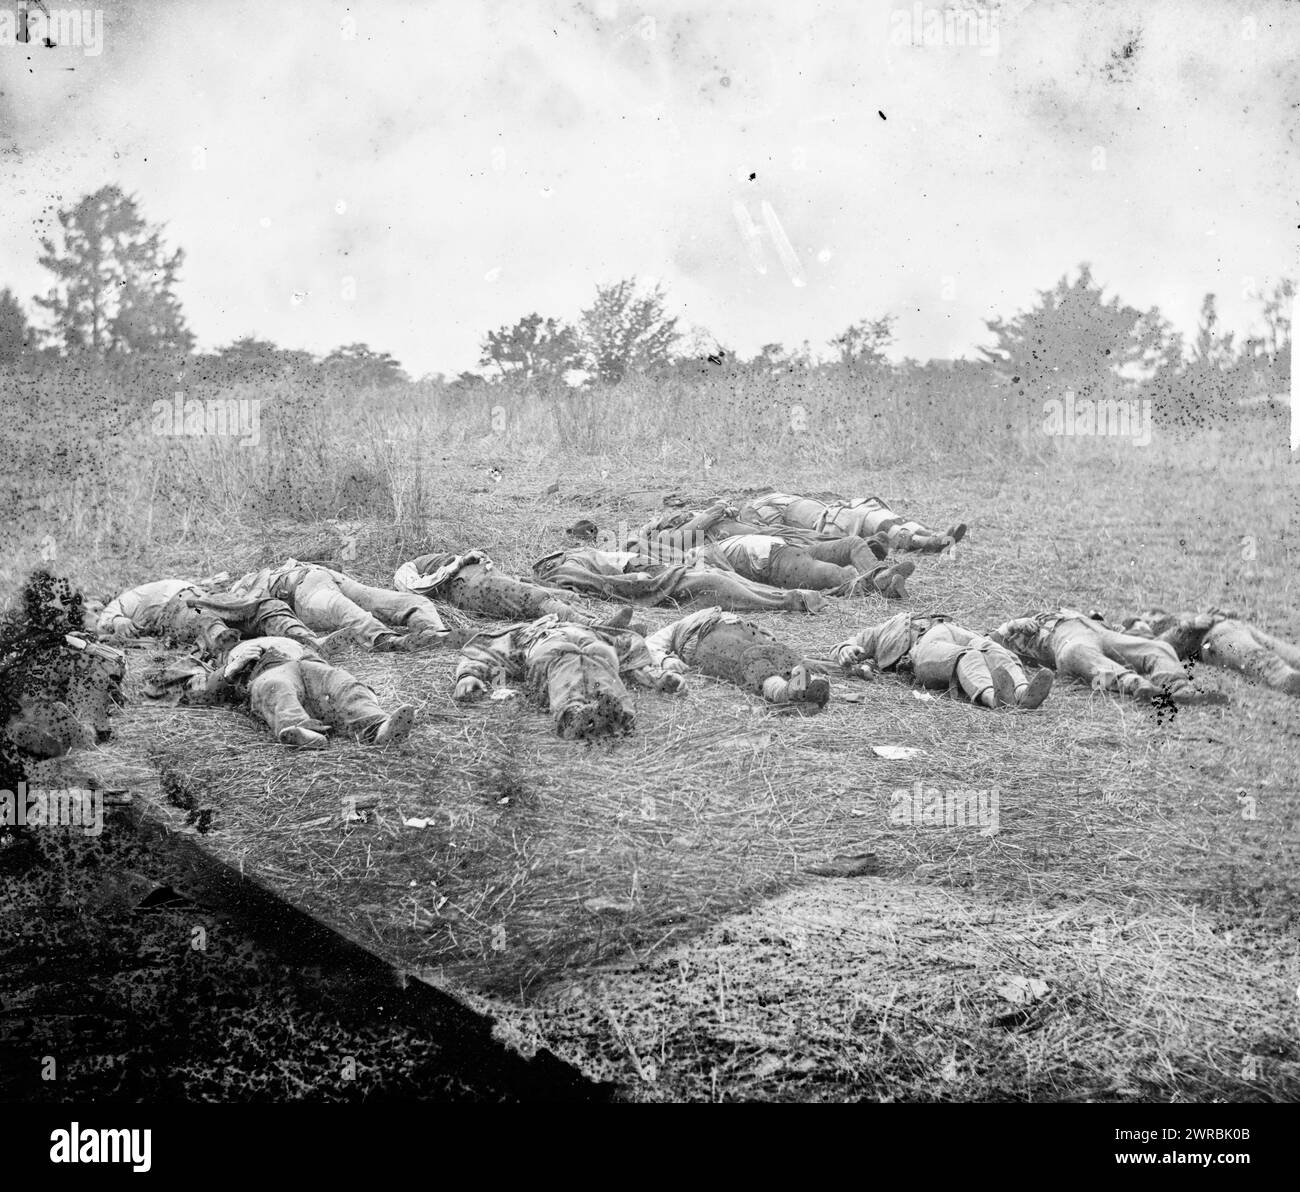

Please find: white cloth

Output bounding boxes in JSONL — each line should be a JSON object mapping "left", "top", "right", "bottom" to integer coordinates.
{"left": 98, "top": 580, "right": 195, "bottom": 636}
{"left": 706, "top": 535, "right": 778, "bottom": 573}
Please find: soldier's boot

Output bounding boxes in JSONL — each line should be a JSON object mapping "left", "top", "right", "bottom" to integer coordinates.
{"left": 871, "top": 559, "right": 915, "bottom": 600}
{"left": 279, "top": 725, "right": 330, "bottom": 749}
{"left": 1015, "top": 667, "right": 1054, "bottom": 709}
{"left": 371, "top": 704, "right": 416, "bottom": 746}
{"left": 786, "top": 663, "right": 830, "bottom": 709}
{"left": 988, "top": 665, "right": 1018, "bottom": 708}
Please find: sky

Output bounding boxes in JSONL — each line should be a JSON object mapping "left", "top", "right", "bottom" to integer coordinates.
{"left": 0, "top": 0, "right": 1296, "bottom": 377}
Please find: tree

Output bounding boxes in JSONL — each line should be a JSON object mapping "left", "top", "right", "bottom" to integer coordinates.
{"left": 1258, "top": 278, "right": 1294, "bottom": 390}
{"left": 479, "top": 313, "right": 581, "bottom": 381}
{"left": 980, "top": 263, "right": 1170, "bottom": 402}
{"left": 34, "top": 185, "right": 194, "bottom": 356}
{"left": 322, "top": 342, "right": 408, "bottom": 388}
{"left": 0, "top": 288, "right": 34, "bottom": 360}
{"left": 830, "top": 315, "right": 895, "bottom": 372}
{"left": 1177, "top": 293, "right": 1250, "bottom": 417}
{"left": 578, "top": 277, "right": 679, "bottom": 383}
{"left": 199, "top": 336, "right": 317, "bottom": 385}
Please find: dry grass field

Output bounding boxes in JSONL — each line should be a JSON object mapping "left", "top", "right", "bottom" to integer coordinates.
{"left": 4, "top": 370, "right": 1299, "bottom": 1101}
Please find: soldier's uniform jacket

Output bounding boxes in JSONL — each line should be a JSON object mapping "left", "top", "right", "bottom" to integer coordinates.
{"left": 456, "top": 615, "right": 668, "bottom": 695}
{"left": 394, "top": 551, "right": 492, "bottom": 596}
{"left": 644, "top": 607, "right": 804, "bottom": 693}
{"left": 992, "top": 608, "right": 1094, "bottom": 668}
{"left": 223, "top": 636, "right": 321, "bottom": 684}
{"left": 97, "top": 580, "right": 200, "bottom": 637}
{"left": 834, "top": 612, "right": 953, "bottom": 673}
{"left": 630, "top": 501, "right": 838, "bottom": 562}
{"left": 745, "top": 491, "right": 888, "bottom": 535}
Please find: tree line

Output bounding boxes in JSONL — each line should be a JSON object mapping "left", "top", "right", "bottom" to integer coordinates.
{"left": 1, "top": 184, "right": 1292, "bottom": 421}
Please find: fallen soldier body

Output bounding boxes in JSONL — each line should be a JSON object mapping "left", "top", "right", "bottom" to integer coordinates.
{"left": 237, "top": 561, "right": 447, "bottom": 651}
{"left": 453, "top": 615, "right": 683, "bottom": 741}
{"left": 629, "top": 500, "right": 888, "bottom": 572}
{"left": 991, "top": 608, "right": 1226, "bottom": 705}
{"left": 395, "top": 551, "right": 600, "bottom": 624}
{"left": 92, "top": 579, "right": 343, "bottom": 660}
{"left": 531, "top": 545, "right": 827, "bottom": 613}
{"left": 92, "top": 579, "right": 240, "bottom": 657}
{"left": 167, "top": 636, "right": 415, "bottom": 750}
{"left": 1120, "top": 609, "right": 1300, "bottom": 698}
{"left": 835, "top": 612, "right": 1052, "bottom": 709}
{"left": 644, "top": 607, "right": 831, "bottom": 710}
{"left": 739, "top": 491, "right": 966, "bottom": 554}
{"left": 688, "top": 533, "right": 915, "bottom": 599}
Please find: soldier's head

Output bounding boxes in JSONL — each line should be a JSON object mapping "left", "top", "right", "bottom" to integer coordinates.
{"left": 566, "top": 519, "right": 598, "bottom": 543}
{"left": 556, "top": 693, "right": 634, "bottom": 742}
{"left": 82, "top": 597, "right": 106, "bottom": 633}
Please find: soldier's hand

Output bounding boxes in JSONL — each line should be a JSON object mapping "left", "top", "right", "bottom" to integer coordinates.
{"left": 453, "top": 676, "right": 488, "bottom": 702}
{"left": 658, "top": 672, "right": 687, "bottom": 694}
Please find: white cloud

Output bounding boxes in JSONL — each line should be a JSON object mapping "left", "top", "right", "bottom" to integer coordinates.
{"left": 0, "top": 0, "right": 1295, "bottom": 373}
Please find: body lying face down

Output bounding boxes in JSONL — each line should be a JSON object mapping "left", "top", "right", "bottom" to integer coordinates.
{"left": 453, "top": 615, "right": 685, "bottom": 741}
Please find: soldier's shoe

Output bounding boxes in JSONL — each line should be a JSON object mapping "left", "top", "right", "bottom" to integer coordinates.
{"left": 1168, "top": 686, "right": 1229, "bottom": 706}
{"left": 1281, "top": 671, "right": 1300, "bottom": 698}
{"left": 990, "top": 665, "right": 1018, "bottom": 708}
{"left": 317, "top": 627, "right": 357, "bottom": 658}
{"left": 1156, "top": 614, "right": 1215, "bottom": 661}
{"left": 787, "top": 663, "right": 830, "bottom": 709}
{"left": 1016, "top": 667, "right": 1054, "bottom": 709}
{"left": 787, "top": 590, "right": 828, "bottom": 614}
{"left": 278, "top": 725, "right": 329, "bottom": 749}
{"left": 946, "top": 523, "right": 968, "bottom": 545}
{"left": 453, "top": 676, "right": 488, "bottom": 701}
{"left": 874, "top": 559, "right": 916, "bottom": 600}
{"left": 605, "top": 605, "right": 635, "bottom": 629}
{"left": 399, "top": 630, "right": 447, "bottom": 651}
{"left": 865, "top": 535, "right": 890, "bottom": 561}
{"left": 372, "top": 704, "right": 416, "bottom": 746}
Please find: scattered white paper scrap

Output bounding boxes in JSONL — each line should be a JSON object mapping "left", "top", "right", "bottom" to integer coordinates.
{"left": 490, "top": 688, "right": 520, "bottom": 701}
{"left": 402, "top": 817, "right": 435, "bottom": 829}
{"left": 872, "top": 745, "right": 922, "bottom": 760}
{"left": 994, "top": 976, "right": 1050, "bottom": 1004}
{"left": 912, "top": 690, "right": 936, "bottom": 701}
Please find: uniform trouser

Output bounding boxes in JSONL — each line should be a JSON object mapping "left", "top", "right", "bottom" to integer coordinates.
{"left": 330, "top": 574, "right": 446, "bottom": 634}
{"left": 285, "top": 569, "right": 398, "bottom": 648}
{"left": 526, "top": 631, "right": 633, "bottom": 732}
{"left": 450, "top": 571, "right": 587, "bottom": 623}
{"left": 763, "top": 543, "right": 885, "bottom": 591}
{"left": 190, "top": 595, "right": 322, "bottom": 650}
{"left": 912, "top": 624, "right": 1028, "bottom": 701}
{"left": 672, "top": 569, "right": 808, "bottom": 610}
{"left": 691, "top": 621, "right": 801, "bottom": 694}
{"left": 831, "top": 504, "right": 932, "bottom": 542}
{"left": 156, "top": 592, "right": 239, "bottom": 657}
{"left": 249, "top": 658, "right": 389, "bottom": 741}
{"left": 1050, "top": 619, "right": 1190, "bottom": 696}
{"left": 1202, "top": 620, "right": 1300, "bottom": 695}
{"left": 759, "top": 496, "right": 922, "bottom": 543}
